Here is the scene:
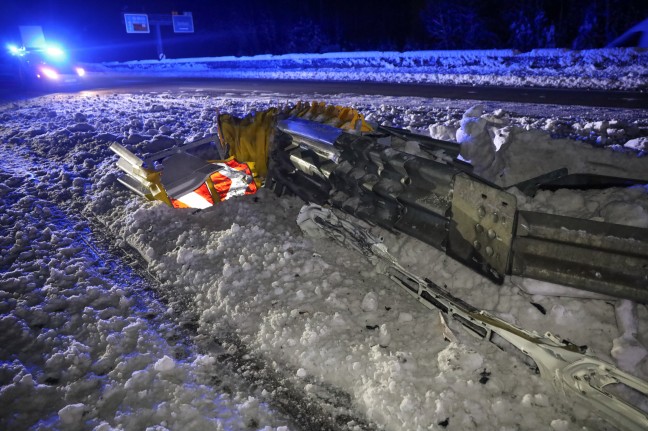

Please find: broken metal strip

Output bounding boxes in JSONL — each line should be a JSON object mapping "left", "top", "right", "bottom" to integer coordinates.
{"left": 512, "top": 210, "right": 648, "bottom": 302}
{"left": 376, "top": 125, "right": 462, "bottom": 158}
{"left": 297, "top": 204, "right": 648, "bottom": 431}
{"left": 116, "top": 175, "right": 150, "bottom": 198}
{"left": 110, "top": 142, "right": 171, "bottom": 205}
{"left": 110, "top": 142, "right": 144, "bottom": 167}
{"left": 115, "top": 157, "right": 151, "bottom": 182}
{"left": 141, "top": 134, "right": 220, "bottom": 167}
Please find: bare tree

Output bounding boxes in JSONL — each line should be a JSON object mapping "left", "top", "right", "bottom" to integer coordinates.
{"left": 420, "top": 0, "right": 496, "bottom": 49}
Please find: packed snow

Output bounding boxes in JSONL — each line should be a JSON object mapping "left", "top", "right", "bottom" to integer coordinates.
{"left": 1, "top": 53, "right": 648, "bottom": 431}
{"left": 94, "top": 48, "right": 648, "bottom": 91}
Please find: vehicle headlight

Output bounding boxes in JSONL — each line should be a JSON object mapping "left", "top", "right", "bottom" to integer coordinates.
{"left": 40, "top": 67, "right": 59, "bottom": 80}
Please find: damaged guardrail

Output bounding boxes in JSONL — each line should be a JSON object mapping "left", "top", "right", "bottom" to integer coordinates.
{"left": 108, "top": 109, "right": 648, "bottom": 302}
{"left": 266, "top": 118, "right": 648, "bottom": 302}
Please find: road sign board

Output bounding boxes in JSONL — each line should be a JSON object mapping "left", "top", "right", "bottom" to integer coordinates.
{"left": 172, "top": 13, "right": 194, "bottom": 33}
{"left": 124, "top": 14, "right": 150, "bottom": 34}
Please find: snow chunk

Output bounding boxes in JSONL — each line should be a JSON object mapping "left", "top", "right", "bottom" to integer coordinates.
{"left": 612, "top": 336, "right": 647, "bottom": 373}
{"left": 456, "top": 105, "right": 500, "bottom": 177}
{"left": 378, "top": 324, "right": 391, "bottom": 347}
{"left": 67, "top": 123, "right": 95, "bottom": 132}
{"left": 58, "top": 403, "right": 85, "bottom": 425}
{"left": 154, "top": 355, "right": 176, "bottom": 372}
{"left": 624, "top": 137, "right": 647, "bottom": 151}
{"left": 361, "top": 291, "right": 378, "bottom": 312}
{"left": 550, "top": 419, "right": 570, "bottom": 431}
{"left": 399, "top": 395, "right": 417, "bottom": 413}
{"left": 521, "top": 393, "right": 550, "bottom": 407}
{"left": 437, "top": 343, "right": 483, "bottom": 373}
{"left": 124, "top": 133, "right": 147, "bottom": 145}
{"left": 612, "top": 300, "right": 648, "bottom": 375}
{"left": 599, "top": 201, "right": 648, "bottom": 228}
{"left": 397, "top": 312, "right": 413, "bottom": 323}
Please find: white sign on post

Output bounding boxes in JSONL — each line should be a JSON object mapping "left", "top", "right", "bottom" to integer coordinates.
{"left": 172, "top": 13, "right": 194, "bottom": 33}
{"left": 124, "top": 14, "right": 150, "bottom": 34}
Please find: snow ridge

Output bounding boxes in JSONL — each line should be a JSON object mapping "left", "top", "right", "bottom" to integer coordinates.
{"left": 94, "top": 48, "right": 648, "bottom": 91}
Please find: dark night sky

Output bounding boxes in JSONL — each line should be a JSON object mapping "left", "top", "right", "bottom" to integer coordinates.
{"left": 2, "top": 1, "right": 647, "bottom": 62}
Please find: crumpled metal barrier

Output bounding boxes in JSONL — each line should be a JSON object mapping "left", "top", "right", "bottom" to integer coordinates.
{"left": 109, "top": 135, "right": 256, "bottom": 209}
{"left": 109, "top": 102, "right": 371, "bottom": 210}
{"left": 267, "top": 118, "right": 648, "bottom": 302}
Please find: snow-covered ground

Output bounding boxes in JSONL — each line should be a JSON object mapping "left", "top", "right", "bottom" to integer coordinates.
{"left": 94, "top": 48, "right": 648, "bottom": 91}
{"left": 1, "top": 52, "right": 648, "bottom": 431}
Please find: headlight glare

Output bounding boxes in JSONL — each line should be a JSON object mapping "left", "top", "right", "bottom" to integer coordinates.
{"left": 40, "top": 67, "right": 59, "bottom": 80}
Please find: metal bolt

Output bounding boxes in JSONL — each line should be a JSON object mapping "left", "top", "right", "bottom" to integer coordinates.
{"left": 473, "top": 240, "right": 481, "bottom": 250}
{"left": 477, "top": 206, "right": 486, "bottom": 218}
{"left": 487, "top": 229, "right": 496, "bottom": 240}
{"left": 485, "top": 246, "right": 494, "bottom": 256}
{"left": 492, "top": 212, "right": 499, "bottom": 223}
{"left": 475, "top": 224, "right": 484, "bottom": 233}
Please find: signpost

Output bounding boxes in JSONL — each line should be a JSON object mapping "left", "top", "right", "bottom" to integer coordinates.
{"left": 172, "top": 13, "right": 194, "bottom": 33}
{"left": 124, "top": 14, "right": 150, "bottom": 34}
{"left": 123, "top": 12, "right": 193, "bottom": 59}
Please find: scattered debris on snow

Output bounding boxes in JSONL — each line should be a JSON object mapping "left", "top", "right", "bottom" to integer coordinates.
{"left": 1, "top": 74, "right": 647, "bottom": 430}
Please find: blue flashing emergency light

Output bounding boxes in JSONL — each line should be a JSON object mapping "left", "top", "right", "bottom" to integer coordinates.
{"left": 44, "top": 45, "right": 66, "bottom": 60}
{"left": 8, "top": 44, "right": 26, "bottom": 56}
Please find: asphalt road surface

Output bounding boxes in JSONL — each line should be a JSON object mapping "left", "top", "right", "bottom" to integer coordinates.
{"left": 1, "top": 75, "right": 647, "bottom": 109}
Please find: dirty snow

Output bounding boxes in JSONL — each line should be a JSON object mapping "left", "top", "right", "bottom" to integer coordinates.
{"left": 1, "top": 54, "right": 648, "bottom": 431}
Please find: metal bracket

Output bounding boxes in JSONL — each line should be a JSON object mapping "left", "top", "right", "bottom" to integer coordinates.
{"left": 448, "top": 173, "right": 517, "bottom": 282}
